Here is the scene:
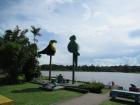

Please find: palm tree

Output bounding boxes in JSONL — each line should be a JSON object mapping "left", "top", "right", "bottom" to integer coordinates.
{"left": 68, "top": 35, "right": 80, "bottom": 84}
{"left": 38, "top": 40, "right": 57, "bottom": 81}
{"left": 31, "top": 26, "right": 41, "bottom": 43}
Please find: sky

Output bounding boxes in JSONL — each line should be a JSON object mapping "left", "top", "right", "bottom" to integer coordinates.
{"left": 1, "top": 0, "right": 140, "bottom": 66}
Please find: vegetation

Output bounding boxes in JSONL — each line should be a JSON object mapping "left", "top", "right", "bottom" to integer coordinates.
{"left": 65, "top": 86, "right": 89, "bottom": 93}
{"left": 101, "top": 88, "right": 110, "bottom": 94}
{"left": 78, "top": 82, "right": 105, "bottom": 93}
{"left": 31, "top": 26, "right": 41, "bottom": 44}
{"left": 0, "top": 26, "right": 41, "bottom": 84}
{"left": 40, "top": 64, "right": 140, "bottom": 73}
{"left": 0, "top": 83, "right": 82, "bottom": 105}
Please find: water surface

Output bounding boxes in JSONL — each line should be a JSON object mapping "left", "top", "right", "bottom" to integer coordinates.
{"left": 41, "top": 71, "right": 140, "bottom": 89}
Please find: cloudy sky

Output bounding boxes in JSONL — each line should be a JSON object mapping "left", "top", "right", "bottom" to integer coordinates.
{"left": 1, "top": 0, "right": 140, "bottom": 66}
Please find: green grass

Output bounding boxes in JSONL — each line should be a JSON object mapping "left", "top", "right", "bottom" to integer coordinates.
{"left": 0, "top": 83, "right": 82, "bottom": 105}
{"left": 100, "top": 99, "right": 139, "bottom": 105}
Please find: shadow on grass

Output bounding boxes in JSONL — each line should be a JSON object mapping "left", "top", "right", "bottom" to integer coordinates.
{"left": 110, "top": 98, "right": 139, "bottom": 105}
{"left": 11, "top": 88, "right": 43, "bottom": 93}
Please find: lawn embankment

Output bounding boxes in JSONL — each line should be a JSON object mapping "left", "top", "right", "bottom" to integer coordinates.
{"left": 0, "top": 83, "right": 82, "bottom": 105}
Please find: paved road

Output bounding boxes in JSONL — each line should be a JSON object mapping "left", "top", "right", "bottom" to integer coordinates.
{"left": 54, "top": 92, "right": 110, "bottom": 105}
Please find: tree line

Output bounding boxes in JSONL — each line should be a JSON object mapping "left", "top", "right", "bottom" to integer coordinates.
{"left": 40, "top": 64, "right": 140, "bottom": 73}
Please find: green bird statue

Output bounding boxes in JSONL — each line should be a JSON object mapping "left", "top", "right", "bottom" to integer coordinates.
{"left": 68, "top": 35, "right": 80, "bottom": 84}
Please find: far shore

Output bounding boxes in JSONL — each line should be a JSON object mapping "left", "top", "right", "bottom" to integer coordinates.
{"left": 41, "top": 70, "right": 140, "bottom": 73}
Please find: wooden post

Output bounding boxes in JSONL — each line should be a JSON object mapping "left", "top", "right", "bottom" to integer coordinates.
{"left": 49, "top": 55, "right": 52, "bottom": 82}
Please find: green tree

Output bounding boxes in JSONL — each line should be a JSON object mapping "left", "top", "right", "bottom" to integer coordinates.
{"left": 0, "top": 26, "right": 41, "bottom": 84}
{"left": 31, "top": 26, "right": 41, "bottom": 44}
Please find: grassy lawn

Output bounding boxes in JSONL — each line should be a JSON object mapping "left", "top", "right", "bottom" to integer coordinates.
{"left": 100, "top": 99, "right": 139, "bottom": 105}
{"left": 0, "top": 83, "right": 82, "bottom": 105}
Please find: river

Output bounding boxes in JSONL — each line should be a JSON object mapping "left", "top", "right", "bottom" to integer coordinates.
{"left": 41, "top": 71, "right": 140, "bottom": 89}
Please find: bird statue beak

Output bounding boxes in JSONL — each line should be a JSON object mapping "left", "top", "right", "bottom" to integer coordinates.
{"left": 53, "top": 40, "right": 57, "bottom": 43}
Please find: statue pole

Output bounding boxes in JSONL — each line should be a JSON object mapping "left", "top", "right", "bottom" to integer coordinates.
{"left": 72, "top": 53, "right": 75, "bottom": 84}
{"left": 49, "top": 55, "right": 52, "bottom": 82}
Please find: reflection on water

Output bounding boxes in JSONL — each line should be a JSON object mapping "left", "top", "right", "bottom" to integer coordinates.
{"left": 41, "top": 71, "right": 140, "bottom": 89}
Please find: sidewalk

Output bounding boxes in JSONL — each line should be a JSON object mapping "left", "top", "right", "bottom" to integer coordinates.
{"left": 54, "top": 92, "right": 110, "bottom": 105}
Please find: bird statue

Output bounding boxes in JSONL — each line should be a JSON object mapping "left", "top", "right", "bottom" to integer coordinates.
{"left": 38, "top": 40, "right": 57, "bottom": 81}
{"left": 38, "top": 40, "right": 57, "bottom": 55}
{"left": 67, "top": 35, "right": 80, "bottom": 84}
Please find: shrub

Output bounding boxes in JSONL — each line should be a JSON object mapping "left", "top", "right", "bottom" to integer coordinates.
{"left": 78, "top": 82, "right": 104, "bottom": 93}
{"left": 64, "top": 86, "right": 89, "bottom": 93}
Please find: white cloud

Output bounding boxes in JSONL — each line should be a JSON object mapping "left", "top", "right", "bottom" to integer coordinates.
{"left": 109, "top": 16, "right": 136, "bottom": 28}
{"left": 0, "top": 28, "right": 4, "bottom": 36}
{"left": 92, "top": 55, "right": 140, "bottom": 66}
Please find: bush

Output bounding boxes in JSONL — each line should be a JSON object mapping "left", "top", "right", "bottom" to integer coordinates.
{"left": 65, "top": 86, "right": 89, "bottom": 94}
{"left": 78, "top": 82, "right": 104, "bottom": 93}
